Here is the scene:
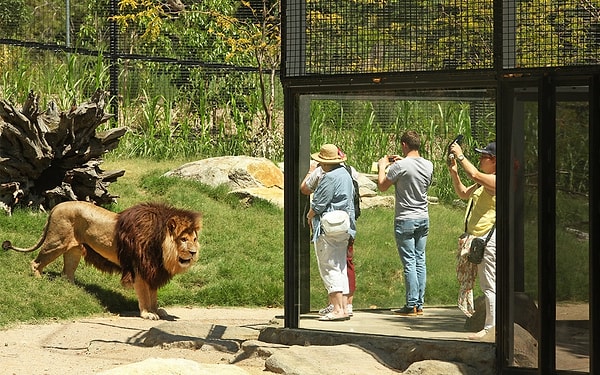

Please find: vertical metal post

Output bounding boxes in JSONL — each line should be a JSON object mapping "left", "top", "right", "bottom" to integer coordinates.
{"left": 496, "top": 81, "right": 509, "bottom": 370}
{"left": 590, "top": 74, "right": 600, "bottom": 375}
{"left": 65, "top": 0, "right": 71, "bottom": 48}
{"left": 298, "top": 95, "right": 311, "bottom": 313}
{"left": 283, "top": 86, "right": 300, "bottom": 328}
{"left": 109, "top": 0, "right": 119, "bottom": 120}
{"left": 538, "top": 75, "right": 557, "bottom": 373}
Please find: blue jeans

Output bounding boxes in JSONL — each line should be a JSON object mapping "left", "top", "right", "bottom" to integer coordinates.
{"left": 394, "top": 218, "right": 429, "bottom": 308}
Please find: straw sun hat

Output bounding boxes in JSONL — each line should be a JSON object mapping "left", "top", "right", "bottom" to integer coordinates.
{"left": 311, "top": 144, "right": 347, "bottom": 164}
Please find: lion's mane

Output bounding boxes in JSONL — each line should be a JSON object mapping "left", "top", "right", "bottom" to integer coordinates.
{"left": 116, "top": 203, "right": 202, "bottom": 290}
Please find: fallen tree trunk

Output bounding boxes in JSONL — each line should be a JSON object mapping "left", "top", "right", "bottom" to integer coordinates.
{"left": 0, "top": 89, "right": 127, "bottom": 214}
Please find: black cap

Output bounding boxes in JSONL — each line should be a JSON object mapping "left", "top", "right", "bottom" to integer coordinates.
{"left": 475, "top": 142, "right": 496, "bottom": 157}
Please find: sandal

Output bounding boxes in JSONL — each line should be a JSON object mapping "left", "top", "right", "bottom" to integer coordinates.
{"left": 318, "top": 312, "right": 348, "bottom": 321}
{"left": 318, "top": 304, "right": 334, "bottom": 316}
{"left": 468, "top": 328, "right": 489, "bottom": 340}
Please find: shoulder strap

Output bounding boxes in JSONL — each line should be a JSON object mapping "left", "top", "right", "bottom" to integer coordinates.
{"left": 484, "top": 222, "right": 496, "bottom": 244}
{"left": 344, "top": 165, "right": 353, "bottom": 178}
{"left": 464, "top": 199, "right": 473, "bottom": 233}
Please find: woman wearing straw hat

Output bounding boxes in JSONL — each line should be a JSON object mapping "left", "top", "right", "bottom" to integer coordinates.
{"left": 306, "top": 144, "right": 357, "bottom": 321}
{"left": 301, "top": 152, "right": 359, "bottom": 318}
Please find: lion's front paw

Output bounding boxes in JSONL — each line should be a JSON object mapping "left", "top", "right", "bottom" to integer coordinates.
{"left": 140, "top": 310, "right": 161, "bottom": 320}
{"left": 140, "top": 308, "right": 169, "bottom": 320}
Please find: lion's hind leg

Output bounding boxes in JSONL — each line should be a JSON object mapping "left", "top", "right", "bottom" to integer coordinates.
{"left": 62, "top": 246, "right": 84, "bottom": 282}
{"left": 30, "top": 240, "right": 78, "bottom": 280}
{"left": 31, "top": 245, "right": 82, "bottom": 283}
{"left": 133, "top": 278, "right": 168, "bottom": 320}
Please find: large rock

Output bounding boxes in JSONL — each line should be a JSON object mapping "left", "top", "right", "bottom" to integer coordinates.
{"left": 263, "top": 344, "right": 398, "bottom": 374}
{"left": 165, "top": 156, "right": 283, "bottom": 190}
{"left": 165, "top": 156, "right": 284, "bottom": 207}
{"left": 165, "top": 157, "right": 414, "bottom": 211}
{"left": 513, "top": 324, "right": 538, "bottom": 367}
{"left": 258, "top": 327, "right": 496, "bottom": 375}
{"left": 403, "top": 359, "right": 478, "bottom": 375}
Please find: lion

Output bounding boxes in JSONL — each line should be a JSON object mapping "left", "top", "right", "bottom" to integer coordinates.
{"left": 2, "top": 201, "right": 202, "bottom": 320}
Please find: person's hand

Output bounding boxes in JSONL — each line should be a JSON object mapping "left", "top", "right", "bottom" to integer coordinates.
{"left": 308, "top": 160, "right": 320, "bottom": 173}
{"left": 449, "top": 143, "right": 463, "bottom": 157}
{"left": 377, "top": 156, "right": 390, "bottom": 170}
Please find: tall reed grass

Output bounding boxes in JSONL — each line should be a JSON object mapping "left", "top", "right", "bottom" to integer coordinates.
{"left": 3, "top": 49, "right": 496, "bottom": 204}
{"left": 1, "top": 41, "right": 589, "bottom": 201}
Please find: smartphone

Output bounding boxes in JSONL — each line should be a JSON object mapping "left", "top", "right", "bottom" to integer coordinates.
{"left": 452, "top": 134, "right": 464, "bottom": 145}
{"left": 447, "top": 134, "right": 464, "bottom": 155}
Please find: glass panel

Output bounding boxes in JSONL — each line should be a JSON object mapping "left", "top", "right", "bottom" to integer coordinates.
{"left": 509, "top": 86, "right": 591, "bottom": 372}
{"left": 509, "top": 90, "right": 540, "bottom": 369}
{"left": 555, "top": 92, "right": 590, "bottom": 372}
{"left": 297, "top": 91, "right": 498, "bottom": 341}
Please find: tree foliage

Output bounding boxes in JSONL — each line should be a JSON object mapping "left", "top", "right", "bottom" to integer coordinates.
{"left": 111, "top": 0, "right": 282, "bottom": 158}
{"left": 0, "top": 0, "right": 28, "bottom": 38}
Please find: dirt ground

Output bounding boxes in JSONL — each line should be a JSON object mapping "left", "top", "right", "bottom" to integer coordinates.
{"left": 0, "top": 306, "right": 283, "bottom": 375}
{"left": 0, "top": 304, "right": 590, "bottom": 374}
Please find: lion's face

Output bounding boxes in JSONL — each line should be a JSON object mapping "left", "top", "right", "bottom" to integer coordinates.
{"left": 162, "top": 215, "right": 202, "bottom": 275}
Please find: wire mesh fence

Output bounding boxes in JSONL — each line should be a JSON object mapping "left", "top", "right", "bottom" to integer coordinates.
{"left": 284, "top": 0, "right": 600, "bottom": 76}
{"left": 0, "top": 0, "right": 285, "bottom": 158}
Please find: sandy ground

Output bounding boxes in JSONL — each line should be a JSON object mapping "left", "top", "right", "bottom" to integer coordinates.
{"left": 0, "top": 304, "right": 590, "bottom": 374}
{"left": 0, "top": 306, "right": 283, "bottom": 375}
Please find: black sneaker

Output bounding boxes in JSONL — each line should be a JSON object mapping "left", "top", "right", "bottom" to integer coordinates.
{"left": 393, "top": 306, "right": 417, "bottom": 316}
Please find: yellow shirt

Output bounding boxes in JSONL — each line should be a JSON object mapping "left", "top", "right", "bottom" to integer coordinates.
{"left": 466, "top": 186, "right": 496, "bottom": 237}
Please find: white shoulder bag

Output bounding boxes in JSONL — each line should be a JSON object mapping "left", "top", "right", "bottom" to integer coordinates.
{"left": 321, "top": 210, "right": 350, "bottom": 234}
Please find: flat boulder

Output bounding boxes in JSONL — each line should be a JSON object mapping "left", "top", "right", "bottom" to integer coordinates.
{"left": 165, "top": 156, "right": 285, "bottom": 208}
{"left": 165, "top": 156, "right": 283, "bottom": 190}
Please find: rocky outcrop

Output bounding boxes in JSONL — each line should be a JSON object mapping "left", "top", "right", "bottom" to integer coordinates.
{"left": 165, "top": 156, "right": 283, "bottom": 190}
{"left": 165, "top": 156, "right": 285, "bottom": 207}
{"left": 257, "top": 327, "right": 496, "bottom": 375}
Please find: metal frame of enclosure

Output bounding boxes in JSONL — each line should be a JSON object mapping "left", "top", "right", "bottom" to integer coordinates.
{"left": 281, "top": 0, "right": 600, "bottom": 374}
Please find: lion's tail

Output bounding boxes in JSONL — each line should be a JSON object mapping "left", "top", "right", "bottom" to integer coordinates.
{"left": 2, "top": 211, "right": 52, "bottom": 253}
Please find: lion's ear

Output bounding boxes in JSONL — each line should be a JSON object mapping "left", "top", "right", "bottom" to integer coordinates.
{"left": 167, "top": 217, "right": 178, "bottom": 235}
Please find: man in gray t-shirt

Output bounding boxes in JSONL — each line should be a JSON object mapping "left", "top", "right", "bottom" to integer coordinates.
{"left": 377, "top": 130, "right": 433, "bottom": 316}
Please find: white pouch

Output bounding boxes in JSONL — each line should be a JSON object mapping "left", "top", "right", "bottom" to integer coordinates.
{"left": 321, "top": 210, "right": 350, "bottom": 234}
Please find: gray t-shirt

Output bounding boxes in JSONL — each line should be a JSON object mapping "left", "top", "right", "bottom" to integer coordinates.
{"left": 386, "top": 157, "right": 433, "bottom": 220}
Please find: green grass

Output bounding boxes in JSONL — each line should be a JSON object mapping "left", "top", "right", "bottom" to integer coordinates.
{"left": 0, "top": 158, "right": 589, "bottom": 328}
